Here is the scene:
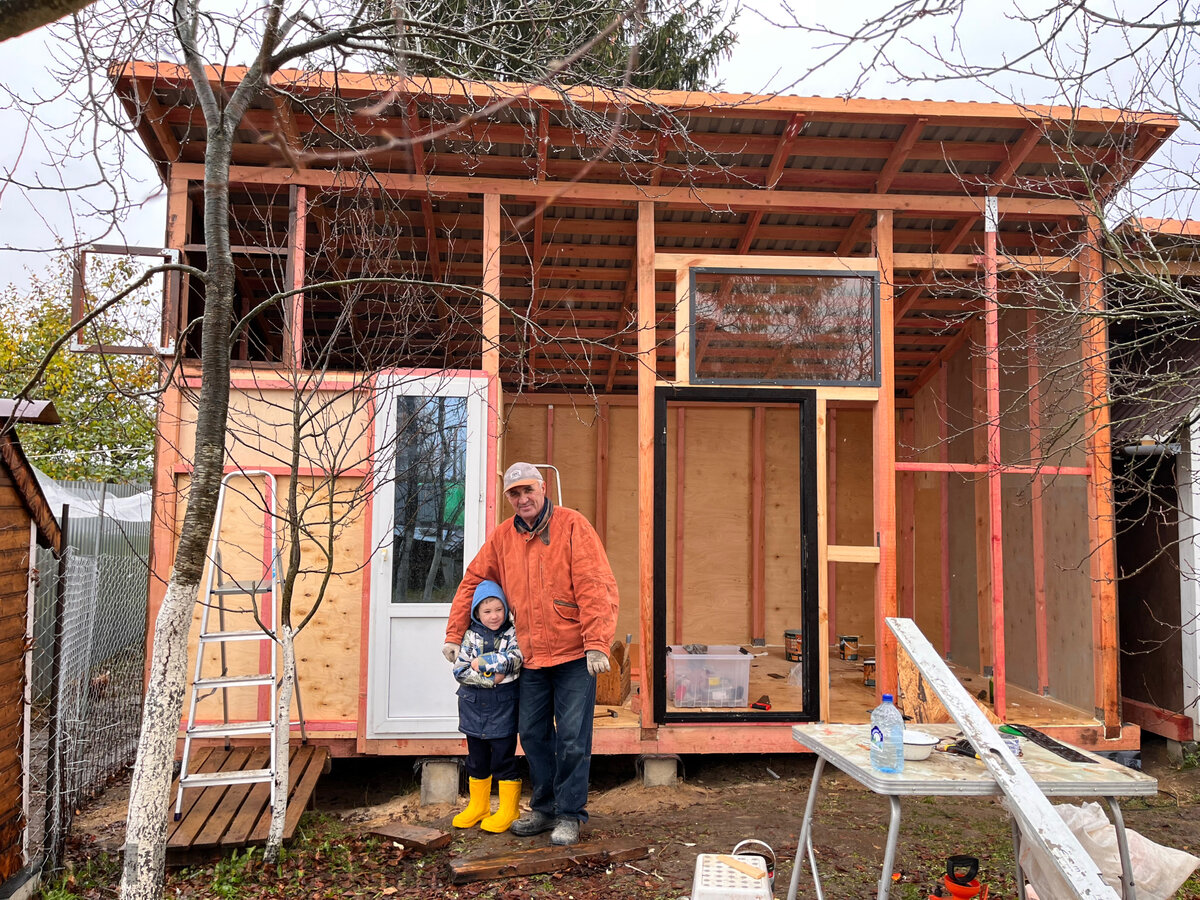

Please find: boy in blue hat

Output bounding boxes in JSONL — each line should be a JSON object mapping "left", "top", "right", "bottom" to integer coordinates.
{"left": 450, "top": 579, "right": 524, "bottom": 832}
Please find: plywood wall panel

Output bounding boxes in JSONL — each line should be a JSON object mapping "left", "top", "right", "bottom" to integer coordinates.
{"left": 830, "top": 408, "right": 874, "bottom": 647}
{"left": 911, "top": 380, "right": 945, "bottom": 647}
{"left": 604, "top": 405, "right": 641, "bottom": 647}
{"left": 998, "top": 301, "right": 1033, "bottom": 466}
{"left": 763, "top": 407, "right": 803, "bottom": 645}
{"left": 551, "top": 405, "right": 600, "bottom": 522}
{"left": 1043, "top": 476, "right": 1095, "bottom": 710}
{"left": 1001, "top": 474, "right": 1038, "bottom": 692}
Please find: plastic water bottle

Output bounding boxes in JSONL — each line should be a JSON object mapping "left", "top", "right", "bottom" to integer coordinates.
{"left": 869, "top": 693, "right": 905, "bottom": 773}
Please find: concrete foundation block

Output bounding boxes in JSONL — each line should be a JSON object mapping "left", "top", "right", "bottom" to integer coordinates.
{"left": 419, "top": 759, "right": 461, "bottom": 805}
{"left": 641, "top": 755, "right": 679, "bottom": 787}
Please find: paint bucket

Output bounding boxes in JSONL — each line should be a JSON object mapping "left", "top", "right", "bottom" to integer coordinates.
{"left": 731, "top": 839, "right": 776, "bottom": 896}
{"left": 784, "top": 629, "right": 802, "bottom": 662}
{"left": 840, "top": 635, "right": 859, "bottom": 661}
{"left": 863, "top": 658, "right": 876, "bottom": 687}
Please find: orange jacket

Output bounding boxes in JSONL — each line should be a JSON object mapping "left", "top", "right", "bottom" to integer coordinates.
{"left": 445, "top": 506, "right": 619, "bottom": 669}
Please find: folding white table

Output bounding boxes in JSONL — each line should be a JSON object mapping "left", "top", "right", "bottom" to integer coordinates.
{"left": 786, "top": 723, "right": 1158, "bottom": 900}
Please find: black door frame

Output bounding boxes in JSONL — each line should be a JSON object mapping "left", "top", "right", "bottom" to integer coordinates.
{"left": 653, "top": 385, "right": 820, "bottom": 724}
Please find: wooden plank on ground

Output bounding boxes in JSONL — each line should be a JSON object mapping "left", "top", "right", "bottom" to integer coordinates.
{"left": 219, "top": 745, "right": 300, "bottom": 848}
{"left": 249, "top": 745, "right": 324, "bottom": 842}
{"left": 190, "top": 747, "right": 271, "bottom": 847}
{"left": 887, "top": 617, "right": 1118, "bottom": 900}
{"left": 368, "top": 821, "right": 452, "bottom": 852}
{"left": 165, "top": 747, "right": 219, "bottom": 843}
{"left": 169, "top": 749, "right": 252, "bottom": 849}
{"left": 449, "top": 839, "right": 648, "bottom": 884}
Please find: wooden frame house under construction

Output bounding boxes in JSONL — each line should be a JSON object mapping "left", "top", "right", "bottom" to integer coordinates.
{"left": 105, "top": 61, "right": 1180, "bottom": 758}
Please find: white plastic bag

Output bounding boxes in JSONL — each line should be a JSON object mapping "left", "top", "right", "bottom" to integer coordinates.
{"left": 1018, "top": 801, "right": 1199, "bottom": 900}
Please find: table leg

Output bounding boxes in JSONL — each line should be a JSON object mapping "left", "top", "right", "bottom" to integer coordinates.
{"left": 1011, "top": 817, "right": 1028, "bottom": 900}
{"left": 1104, "top": 796, "right": 1136, "bottom": 900}
{"left": 786, "top": 756, "right": 825, "bottom": 900}
{"left": 877, "top": 796, "right": 901, "bottom": 900}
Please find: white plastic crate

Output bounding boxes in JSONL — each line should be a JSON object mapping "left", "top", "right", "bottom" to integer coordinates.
{"left": 690, "top": 852, "right": 772, "bottom": 900}
{"left": 666, "top": 645, "right": 751, "bottom": 707}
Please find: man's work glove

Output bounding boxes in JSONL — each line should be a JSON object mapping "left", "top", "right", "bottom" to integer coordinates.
{"left": 442, "top": 642, "right": 459, "bottom": 663}
{"left": 585, "top": 649, "right": 610, "bottom": 675}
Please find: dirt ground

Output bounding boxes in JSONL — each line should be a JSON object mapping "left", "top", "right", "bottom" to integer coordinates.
{"left": 57, "top": 735, "right": 1200, "bottom": 899}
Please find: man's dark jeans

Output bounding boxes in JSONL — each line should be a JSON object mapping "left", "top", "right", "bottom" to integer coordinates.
{"left": 518, "top": 657, "right": 596, "bottom": 822}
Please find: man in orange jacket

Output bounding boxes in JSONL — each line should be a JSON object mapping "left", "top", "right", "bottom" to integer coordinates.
{"left": 443, "top": 461, "right": 619, "bottom": 846}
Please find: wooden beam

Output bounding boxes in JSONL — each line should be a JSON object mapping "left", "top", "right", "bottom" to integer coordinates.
{"left": 483, "top": 193, "right": 501, "bottom": 526}
{"left": 595, "top": 402, "right": 609, "bottom": 544}
{"left": 982, "top": 201, "right": 1007, "bottom": 718}
{"left": 1080, "top": 217, "right": 1120, "bottom": 737}
{"left": 829, "top": 545, "right": 881, "bottom": 564}
{"left": 751, "top": 406, "right": 766, "bottom": 644}
{"left": 636, "top": 200, "right": 656, "bottom": 734}
{"left": 284, "top": 185, "right": 306, "bottom": 371}
{"left": 449, "top": 840, "right": 648, "bottom": 884}
{"left": 816, "top": 396, "right": 830, "bottom": 719}
{"left": 898, "top": 409, "right": 916, "bottom": 620}
{"left": 987, "top": 124, "right": 1042, "bottom": 195}
{"left": 1027, "top": 306, "right": 1050, "bottom": 696}
{"left": 893, "top": 217, "right": 978, "bottom": 322}
{"left": 132, "top": 75, "right": 182, "bottom": 163}
{"left": 837, "top": 118, "right": 926, "bottom": 256}
{"left": 872, "top": 209, "right": 898, "bottom": 700}
{"left": 173, "top": 163, "right": 1088, "bottom": 218}
{"left": 673, "top": 408, "right": 685, "bottom": 645}
{"left": 938, "top": 364, "right": 950, "bottom": 658}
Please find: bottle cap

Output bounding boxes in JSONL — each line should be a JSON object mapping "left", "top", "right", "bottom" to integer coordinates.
{"left": 882, "top": 693, "right": 893, "bottom": 702}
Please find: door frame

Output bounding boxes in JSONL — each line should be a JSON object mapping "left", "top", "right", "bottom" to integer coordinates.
{"left": 365, "top": 370, "right": 489, "bottom": 738}
{"left": 652, "top": 385, "right": 820, "bottom": 723}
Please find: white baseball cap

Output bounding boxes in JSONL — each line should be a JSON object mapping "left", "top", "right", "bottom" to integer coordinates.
{"left": 503, "top": 461, "right": 544, "bottom": 490}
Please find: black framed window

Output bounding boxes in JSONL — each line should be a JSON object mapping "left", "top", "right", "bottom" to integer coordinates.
{"left": 689, "top": 267, "right": 880, "bottom": 387}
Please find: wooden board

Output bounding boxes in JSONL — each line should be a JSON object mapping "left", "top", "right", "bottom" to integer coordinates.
{"left": 887, "top": 617, "right": 1119, "bottom": 900}
{"left": 368, "top": 821, "right": 452, "bottom": 851}
{"left": 448, "top": 838, "right": 648, "bottom": 883}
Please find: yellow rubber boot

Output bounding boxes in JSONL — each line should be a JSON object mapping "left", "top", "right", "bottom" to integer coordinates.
{"left": 480, "top": 779, "right": 521, "bottom": 833}
{"left": 452, "top": 776, "right": 492, "bottom": 828}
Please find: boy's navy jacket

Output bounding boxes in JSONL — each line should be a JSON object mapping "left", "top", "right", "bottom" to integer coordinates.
{"left": 454, "top": 580, "right": 522, "bottom": 739}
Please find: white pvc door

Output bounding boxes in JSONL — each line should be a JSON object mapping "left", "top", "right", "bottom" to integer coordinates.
{"left": 367, "top": 372, "right": 488, "bottom": 738}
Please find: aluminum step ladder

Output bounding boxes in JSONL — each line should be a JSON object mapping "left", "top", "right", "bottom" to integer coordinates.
{"left": 174, "top": 470, "right": 305, "bottom": 819}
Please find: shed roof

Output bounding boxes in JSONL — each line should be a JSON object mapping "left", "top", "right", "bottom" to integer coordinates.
{"left": 0, "top": 400, "right": 62, "bottom": 552}
{"left": 111, "top": 62, "right": 1179, "bottom": 395}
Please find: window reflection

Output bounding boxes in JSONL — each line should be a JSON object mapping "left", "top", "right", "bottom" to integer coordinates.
{"left": 391, "top": 395, "right": 466, "bottom": 603}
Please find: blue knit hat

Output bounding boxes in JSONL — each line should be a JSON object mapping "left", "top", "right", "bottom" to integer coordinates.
{"left": 471, "top": 580, "right": 509, "bottom": 623}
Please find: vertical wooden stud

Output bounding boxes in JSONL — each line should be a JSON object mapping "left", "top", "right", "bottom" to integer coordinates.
{"left": 636, "top": 200, "right": 656, "bottom": 732}
{"left": 482, "top": 192, "right": 501, "bottom": 529}
{"left": 938, "top": 364, "right": 951, "bottom": 658}
{"left": 898, "top": 409, "right": 916, "bottom": 620}
{"left": 1026, "top": 307, "right": 1050, "bottom": 695}
{"left": 1080, "top": 217, "right": 1119, "bottom": 735}
{"left": 673, "top": 408, "right": 686, "bottom": 644}
{"left": 595, "top": 402, "right": 609, "bottom": 544}
{"left": 983, "top": 196, "right": 1007, "bottom": 718}
{"left": 751, "top": 406, "right": 766, "bottom": 644}
{"left": 285, "top": 184, "right": 307, "bottom": 372}
{"left": 829, "top": 409, "right": 839, "bottom": 642}
{"left": 816, "top": 396, "right": 830, "bottom": 719}
{"left": 873, "top": 210, "right": 898, "bottom": 699}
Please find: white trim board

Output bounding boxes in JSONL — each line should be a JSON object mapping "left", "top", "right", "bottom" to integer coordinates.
{"left": 886, "top": 617, "right": 1120, "bottom": 900}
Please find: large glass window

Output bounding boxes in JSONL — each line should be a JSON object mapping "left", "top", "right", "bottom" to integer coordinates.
{"left": 690, "top": 268, "right": 879, "bottom": 386}
{"left": 391, "top": 395, "right": 467, "bottom": 603}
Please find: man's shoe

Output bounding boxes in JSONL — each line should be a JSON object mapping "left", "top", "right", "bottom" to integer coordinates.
{"left": 510, "top": 810, "right": 555, "bottom": 836}
{"left": 549, "top": 817, "right": 580, "bottom": 846}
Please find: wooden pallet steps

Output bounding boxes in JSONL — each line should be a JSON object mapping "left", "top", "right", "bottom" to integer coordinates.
{"left": 166, "top": 744, "right": 329, "bottom": 864}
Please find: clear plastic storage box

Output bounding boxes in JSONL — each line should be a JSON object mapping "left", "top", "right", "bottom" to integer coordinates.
{"left": 666, "top": 645, "right": 751, "bottom": 708}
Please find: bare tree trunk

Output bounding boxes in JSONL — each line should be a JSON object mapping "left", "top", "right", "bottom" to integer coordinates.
{"left": 265, "top": 623, "right": 295, "bottom": 864}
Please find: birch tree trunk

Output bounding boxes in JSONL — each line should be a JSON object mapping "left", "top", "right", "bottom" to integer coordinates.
{"left": 265, "top": 623, "right": 296, "bottom": 864}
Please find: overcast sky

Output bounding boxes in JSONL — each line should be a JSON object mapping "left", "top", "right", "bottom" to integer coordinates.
{"left": 0, "top": 1, "right": 1194, "bottom": 294}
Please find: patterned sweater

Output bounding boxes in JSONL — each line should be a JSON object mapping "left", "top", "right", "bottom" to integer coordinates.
{"left": 452, "top": 618, "right": 523, "bottom": 688}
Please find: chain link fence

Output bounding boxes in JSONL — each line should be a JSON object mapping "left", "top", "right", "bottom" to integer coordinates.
{"left": 27, "top": 479, "right": 150, "bottom": 871}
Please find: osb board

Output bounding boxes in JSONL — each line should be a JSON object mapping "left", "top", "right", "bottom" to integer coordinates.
{"left": 501, "top": 400, "right": 638, "bottom": 646}
{"left": 830, "top": 409, "right": 874, "bottom": 643}
{"left": 1043, "top": 476, "right": 1096, "bottom": 711}
{"left": 601, "top": 406, "right": 640, "bottom": 648}
{"left": 177, "top": 473, "right": 365, "bottom": 723}
{"left": 675, "top": 406, "right": 753, "bottom": 645}
{"left": 763, "top": 407, "right": 804, "bottom": 644}
{"left": 174, "top": 388, "right": 372, "bottom": 472}
{"left": 998, "top": 301, "right": 1033, "bottom": 467}
{"left": 947, "top": 471, "right": 980, "bottom": 670}
{"left": 910, "top": 381, "right": 945, "bottom": 645}
{"left": 1000, "top": 474, "right": 1037, "bottom": 694}
{"left": 1029, "top": 289, "right": 1088, "bottom": 468}
{"left": 1116, "top": 459, "right": 1184, "bottom": 710}
{"left": 897, "top": 641, "right": 1001, "bottom": 726}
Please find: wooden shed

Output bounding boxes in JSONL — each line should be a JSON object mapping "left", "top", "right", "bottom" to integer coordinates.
{"left": 0, "top": 399, "right": 61, "bottom": 885}
{"left": 108, "top": 61, "right": 1178, "bottom": 758}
